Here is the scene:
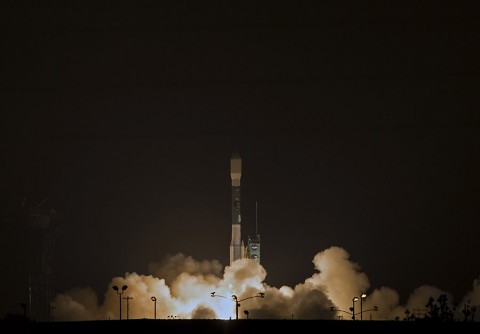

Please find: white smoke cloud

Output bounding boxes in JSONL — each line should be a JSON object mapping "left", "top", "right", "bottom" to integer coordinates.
{"left": 53, "top": 247, "right": 479, "bottom": 321}
{"left": 460, "top": 276, "right": 480, "bottom": 321}
{"left": 405, "top": 285, "right": 450, "bottom": 312}
{"left": 148, "top": 253, "right": 223, "bottom": 286}
{"left": 365, "top": 286, "right": 401, "bottom": 320}
{"left": 54, "top": 287, "right": 99, "bottom": 321}
{"left": 462, "top": 276, "right": 480, "bottom": 306}
{"left": 308, "top": 246, "right": 370, "bottom": 308}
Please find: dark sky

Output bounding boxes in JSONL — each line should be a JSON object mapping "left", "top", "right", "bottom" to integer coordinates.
{"left": 1, "top": 1, "right": 479, "bottom": 318}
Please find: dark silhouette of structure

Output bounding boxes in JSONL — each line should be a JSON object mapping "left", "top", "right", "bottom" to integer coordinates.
{"left": 23, "top": 199, "right": 57, "bottom": 322}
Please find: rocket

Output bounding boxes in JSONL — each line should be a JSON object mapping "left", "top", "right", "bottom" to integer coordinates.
{"left": 230, "top": 151, "right": 244, "bottom": 265}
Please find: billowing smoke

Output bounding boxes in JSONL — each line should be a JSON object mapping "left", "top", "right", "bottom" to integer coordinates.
{"left": 53, "top": 247, "right": 480, "bottom": 321}
{"left": 148, "top": 253, "right": 223, "bottom": 286}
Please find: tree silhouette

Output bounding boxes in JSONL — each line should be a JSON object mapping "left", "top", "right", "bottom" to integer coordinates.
{"left": 425, "top": 294, "right": 456, "bottom": 321}
{"left": 403, "top": 309, "right": 416, "bottom": 321}
{"left": 461, "top": 301, "right": 477, "bottom": 322}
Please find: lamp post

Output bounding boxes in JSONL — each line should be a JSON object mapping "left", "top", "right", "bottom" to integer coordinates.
{"left": 232, "top": 293, "right": 265, "bottom": 320}
{"left": 352, "top": 297, "right": 359, "bottom": 321}
{"left": 150, "top": 296, "right": 157, "bottom": 319}
{"left": 112, "top": 285, "right": 128, "bottom": 320}
{"left": 357, "top": 306, "right": 378, "bottom": 320}
{"left": 331, "top": 304, "right": 378, "bottom": 321}
{"left": 331, "top": 306, "right": 352, "bottom": 319}
{"left": 360, "top": 293, "right": 367, "bottom": 320}
{"left": 123, "top": 296, "right": 133, "bottom": 320}
{"left": 211, "top": 292, "right": 265, "bottom": 320}
{"left": 231, "top": 295, "right": 240, "bottom": 320}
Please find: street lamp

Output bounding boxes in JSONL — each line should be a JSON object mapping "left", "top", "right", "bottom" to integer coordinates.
{"left": 360, "top": 293, "right": 367, "bottom": 320}
{"left": 211, "top": 291, "right": 265, "bottom": 320}
{"left": 112, "top": 285, "right": 128, "bottom": 320}
{"left": 150, "top": 296, "right": 157, "bottom": 319}
{"left": 123, "top": 296, "right": 133, "bottom": 320}
{"left": 232, "top": 293, "right": 265, "bottom": 320}
{"left": 331, "top": 304, "right": 379, "bottom": 321}
{"left": 210, "top": 292, "right": 227, "bottom": 299}
{"left": 351, "top": 297, "right": 359, "bottom": 320}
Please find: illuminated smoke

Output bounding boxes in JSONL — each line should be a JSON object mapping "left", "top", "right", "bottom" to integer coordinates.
{"left": 462, "top": 277, "right": 480, "bottom": 306}
{"left": 307, "top": 246, "right": 370, "bottom": 308}
{"left": 54, "top": 287, "right": 100, "bottom": 321}
{"left": 460, "top": 277, "right": 480, "bottom": 321}
{"left": 148, "top": 253, "right": 223, "bottom": 286}
{"left": 53, "top": 247, "right": 480, "bottom": 321}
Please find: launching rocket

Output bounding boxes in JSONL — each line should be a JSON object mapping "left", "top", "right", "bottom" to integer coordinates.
{"left": 230, "top": 151, "right": 244, "bottom": 265}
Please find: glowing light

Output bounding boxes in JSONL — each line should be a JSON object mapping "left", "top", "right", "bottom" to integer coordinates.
{"left": 52, "top": 247, "right": 479, "bottom": 321}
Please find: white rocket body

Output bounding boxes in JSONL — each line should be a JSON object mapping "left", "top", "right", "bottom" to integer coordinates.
{"left": 230, "top": 151, "right": 244, "bottom": 265}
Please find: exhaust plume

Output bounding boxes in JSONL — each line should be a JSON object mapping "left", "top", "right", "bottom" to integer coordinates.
{"left": 53, "top": 247, "right": 480, "bottom": 321}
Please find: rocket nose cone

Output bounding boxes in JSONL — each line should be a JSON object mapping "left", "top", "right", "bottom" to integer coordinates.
{"left": 230, "top": 150, "right": 242, "bottom": 178}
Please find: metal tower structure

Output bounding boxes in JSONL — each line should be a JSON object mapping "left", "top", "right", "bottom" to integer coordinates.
{"left": 24, "top": 200, "right": 56, "bottom": 322}
{"left": 246, "top": 202, "right": 261, "bottom": 264}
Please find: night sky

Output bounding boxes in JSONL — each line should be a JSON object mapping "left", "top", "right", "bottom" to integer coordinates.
{"left": 1, "top": 1, "right": 479, "bottom": 318}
